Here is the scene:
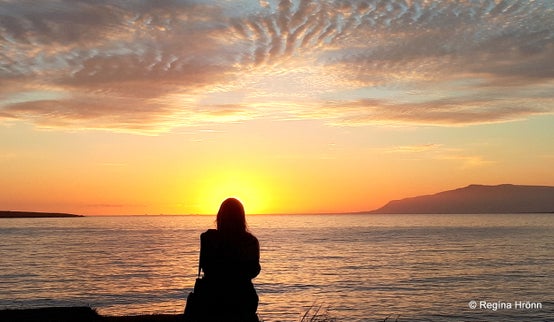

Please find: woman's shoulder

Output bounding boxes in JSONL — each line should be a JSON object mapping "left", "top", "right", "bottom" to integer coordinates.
{"left": 243, "top": 231, "right": 259, "bottom": 246}
{"left": 246, "top": 231, "right": 258, "bottom": 240}
{"left": 201, "top": 229, "right": 219, "bottom": 240}
{"left": 201, "top": 229, "right": 258, "bottom": 244}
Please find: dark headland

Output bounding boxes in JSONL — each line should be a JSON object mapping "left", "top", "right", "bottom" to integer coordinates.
{"left": 0, "top": 211, "right": 83, "bottom": 218}
{"left": 370, "top": 184, "right": 554, "bottom": 214}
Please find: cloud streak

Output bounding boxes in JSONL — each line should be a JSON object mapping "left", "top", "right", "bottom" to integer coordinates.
{"left": 0, "top": 0, "right": 553, "bottom": 132}
{"left": 379, "top": 143, "right": 494, "bottom": 169}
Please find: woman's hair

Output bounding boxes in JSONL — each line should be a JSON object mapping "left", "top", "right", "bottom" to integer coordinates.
{"left": 216, "top": 197, "right": 248, "bottom": 233}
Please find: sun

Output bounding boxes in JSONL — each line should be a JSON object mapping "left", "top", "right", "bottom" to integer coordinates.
{"left": 191, "top": 169, "right": 273, "bottom": 215}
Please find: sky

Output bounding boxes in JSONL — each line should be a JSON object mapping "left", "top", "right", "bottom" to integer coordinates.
{"left": 1, "top": 0, "right": 553, "bottom": 215}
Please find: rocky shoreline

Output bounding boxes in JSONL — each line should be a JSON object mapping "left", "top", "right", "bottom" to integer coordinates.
{"left": 0, "top": 307, "right": 182, "bottom": 322}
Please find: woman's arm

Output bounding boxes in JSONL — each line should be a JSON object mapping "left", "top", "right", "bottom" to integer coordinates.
{"left": 243, "top": 235, "right": 261, "bottom": 279}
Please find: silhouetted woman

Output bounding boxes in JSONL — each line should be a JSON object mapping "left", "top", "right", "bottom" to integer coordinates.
{"left": 199, "top": 198, "right": 261, "bottom": 321}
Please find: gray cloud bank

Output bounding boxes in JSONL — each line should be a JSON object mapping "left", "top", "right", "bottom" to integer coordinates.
{"left": 1, "top": 0, "right": 553, "bottom": 131}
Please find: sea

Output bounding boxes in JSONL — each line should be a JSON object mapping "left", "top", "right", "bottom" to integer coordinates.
{"left": 1, "top": 214, "right": 553, "bottom": 321}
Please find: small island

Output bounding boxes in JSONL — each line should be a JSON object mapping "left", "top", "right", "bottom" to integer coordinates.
{"left": 0, "top": 211, "right": 83, "bottom": 218}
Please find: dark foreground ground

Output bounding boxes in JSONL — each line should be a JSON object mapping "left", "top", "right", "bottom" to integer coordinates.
{"left": 0, "top": 307, "right": 182, "bottom": 322}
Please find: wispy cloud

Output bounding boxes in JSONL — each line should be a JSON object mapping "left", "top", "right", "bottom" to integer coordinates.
{"left": 437, "top": 153, "right": 496, "bottom": 170}
{"left": 379, "top": 143, "right": 494, "bottom": 169}
{"left": 1, "top": 0, "right": 552, "bottom": 132}
{"left": 320, "top": 95, "right": 552, "bottom": 126}
{"left": 383, "top": 144, "right": 443, "bottom": 154}
{"left": 0, "top": 152, "right": 17, "bottom": 160}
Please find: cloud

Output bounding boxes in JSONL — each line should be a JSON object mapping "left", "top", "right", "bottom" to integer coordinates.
{"left": 3, "top": 97, "right": 179, "bottom": 132}
{"left": 321, "top": 94, "right": 552, "bottom": 126}
{"left": 383, "top": 144, "right": 443, "bottom": 154}
{"left": 437, "top": 153, "right": 496, "bottom": 170}
{"left": 0, "top": 151, "right": 17, "bottom": 160}
{"left": 0, "top": 0, "right": 553, "bottom": 132}
{"left": 379, "top": 143, "right": 494, "bottom": 169}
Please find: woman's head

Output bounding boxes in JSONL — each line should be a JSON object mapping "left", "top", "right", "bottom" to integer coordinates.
{"left": 217, "top": 197, "right": 247, "bottom": 233}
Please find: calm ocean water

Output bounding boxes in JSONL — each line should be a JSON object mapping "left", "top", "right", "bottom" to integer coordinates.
{"left": 1, "top": 214, "right": 553, "bottom": 321}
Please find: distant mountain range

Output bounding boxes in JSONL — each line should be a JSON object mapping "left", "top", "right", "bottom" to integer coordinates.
{"left": 370, "top": 184, "right": 554, "bottom": 214}
{"left": 0, "top": 211, "right": 83, "bottom": 218}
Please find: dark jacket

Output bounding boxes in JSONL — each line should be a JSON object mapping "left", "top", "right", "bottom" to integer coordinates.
{"left": 198, "top": 229, "right": 261, "bottom": 321}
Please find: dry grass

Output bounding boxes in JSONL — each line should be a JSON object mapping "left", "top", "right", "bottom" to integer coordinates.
{"left": 383, "top": 314, "right": 401, "bottom": 322}
{"left": 299, "top": 304, "right": 337, "bottom": 322}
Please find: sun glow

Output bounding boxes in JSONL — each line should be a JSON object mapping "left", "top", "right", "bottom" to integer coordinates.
{"left": 191, "top": 169, "right": 274, "bottom": 215}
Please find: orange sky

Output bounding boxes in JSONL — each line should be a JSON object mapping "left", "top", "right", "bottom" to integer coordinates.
{"left": 1, "top": 1, "right": 553, "bottom": 215}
